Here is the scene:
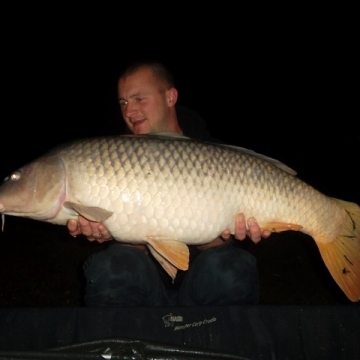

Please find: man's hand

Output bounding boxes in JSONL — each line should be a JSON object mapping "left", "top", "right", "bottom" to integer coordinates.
{"left": 197, "top": 213, "right": 271, "bottom": 251}
{"left": 67, "top": 216, "right": 113, "bottom": 243}
{"left": 221, "top": 212, "right": 271, "bottom": 244}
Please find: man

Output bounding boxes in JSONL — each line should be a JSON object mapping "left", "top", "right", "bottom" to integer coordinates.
{"left": 67, "top": 60, "right": 271, "bottom": 306}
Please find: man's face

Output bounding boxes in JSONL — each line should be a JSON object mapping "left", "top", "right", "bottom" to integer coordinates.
{"left": 118, "top": 67, "right": 174, "bottom": 134}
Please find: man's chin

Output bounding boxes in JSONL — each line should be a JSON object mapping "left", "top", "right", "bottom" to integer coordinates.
{"left": 133, "top": 129, "right": 149, "bottom": 135}
{"left": 132, "top": 121, "right": 149, "bottom": 134}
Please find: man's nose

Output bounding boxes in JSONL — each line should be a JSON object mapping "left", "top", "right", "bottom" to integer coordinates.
{"left": 124, "top": 102, "right": 138, "bottom": 118}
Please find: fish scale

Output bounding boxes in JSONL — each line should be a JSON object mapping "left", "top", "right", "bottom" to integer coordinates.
{"left": 0, "top": 133, "right": 359, "bottom": 302}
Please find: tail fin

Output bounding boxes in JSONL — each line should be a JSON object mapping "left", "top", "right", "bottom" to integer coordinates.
{"left": 316, "top": 199, "right": 360, "bottom": 302}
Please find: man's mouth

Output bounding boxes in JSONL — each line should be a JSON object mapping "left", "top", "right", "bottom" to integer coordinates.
{"left": 131, "top": 119, "right": 146, "bottom": 126}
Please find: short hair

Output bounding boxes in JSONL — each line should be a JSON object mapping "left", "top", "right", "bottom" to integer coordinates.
{"left": 118, "top": 59, "right": 176, "bottom": 89}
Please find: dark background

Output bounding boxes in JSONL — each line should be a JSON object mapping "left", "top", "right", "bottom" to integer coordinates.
{"left": 2, "top": 20, "right": 358, "bottom": 199}
{"left": 1, "top": 15, "right": 359, "bottom": 307}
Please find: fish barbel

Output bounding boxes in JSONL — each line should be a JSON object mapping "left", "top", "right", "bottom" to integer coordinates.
{"left": 0, "top": 133, "right": 359, "bottom": 302}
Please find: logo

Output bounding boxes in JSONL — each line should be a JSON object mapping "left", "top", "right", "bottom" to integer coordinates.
{"left": 162, "top": 313, "right": 216, "bottom": 331}
{"left": 162, "top": 313, "right": 184, "bottom": 327}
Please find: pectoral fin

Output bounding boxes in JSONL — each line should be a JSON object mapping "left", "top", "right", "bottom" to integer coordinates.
{"left": 262, "top": 222, "right": 303, "bottom": 232}
{"left": 147, "top": 238, "right": 190, "bottom": 278}
{"left": 63, "top": 201, "right": 113, "bottom": 222}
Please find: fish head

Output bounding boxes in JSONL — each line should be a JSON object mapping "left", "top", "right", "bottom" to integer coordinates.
{"left": 0, "top": 154, "right": 66, "bottom": 221}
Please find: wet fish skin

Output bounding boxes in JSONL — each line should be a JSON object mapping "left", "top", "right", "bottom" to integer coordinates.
{"left": 0, "top": 133, "right": 359, "bottom": 302}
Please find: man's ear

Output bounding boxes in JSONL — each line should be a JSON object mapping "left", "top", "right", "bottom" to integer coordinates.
{"left": 167, "top": 87, "right": 178, "bottom": 106}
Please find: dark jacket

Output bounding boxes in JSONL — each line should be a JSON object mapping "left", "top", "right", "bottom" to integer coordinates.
{"left": 176, "top": 105, "right": 220, "bottom": 143}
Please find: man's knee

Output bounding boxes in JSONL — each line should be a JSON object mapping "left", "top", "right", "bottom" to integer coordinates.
{"left": 84, "top": 245, "right": 149, "bottom": 280}
{"left": 179, "top": 246, "right": 259, "bottom": 305}
{"left": 83, "top": 244, "right": 167, "bottom": 306}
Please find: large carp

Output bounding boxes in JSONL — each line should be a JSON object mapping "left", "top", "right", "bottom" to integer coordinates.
{"left": 0, "top": 133, "right": 359, "bottom": 302}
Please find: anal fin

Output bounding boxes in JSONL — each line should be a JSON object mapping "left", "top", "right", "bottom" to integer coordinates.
{"left": 147, "top": 246, "right": 178, "bottom": 280}
{"left": 147, "top": 238, "right": 189, "bottom": 279}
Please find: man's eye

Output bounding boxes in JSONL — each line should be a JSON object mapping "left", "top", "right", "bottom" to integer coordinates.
{"left": 135, "top": 98, "right": 144, "bottom": 102}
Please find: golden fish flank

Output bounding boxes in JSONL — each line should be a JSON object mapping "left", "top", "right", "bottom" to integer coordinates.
{"left": 0, "top": 133, "right": 359, "bottom": 302}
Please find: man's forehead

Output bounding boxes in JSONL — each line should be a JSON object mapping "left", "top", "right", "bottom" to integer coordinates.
{"left": 118, "top": 82, "right": 155, "bottom": 99}
{"left": 118, "top": 72, "right": 163, "bottom": 99}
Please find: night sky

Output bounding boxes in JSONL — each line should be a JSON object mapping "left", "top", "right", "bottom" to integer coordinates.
{"left": 2, "top": 20, "right": 358, "bottom": 205}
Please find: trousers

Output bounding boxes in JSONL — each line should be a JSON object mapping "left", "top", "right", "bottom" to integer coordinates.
{"left": 83, "top": 242, "right": 259, "bottom": 307}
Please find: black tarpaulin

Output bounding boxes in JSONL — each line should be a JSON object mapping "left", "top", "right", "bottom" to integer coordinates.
{"left": 0, "top": 305, "right": 359, "bottom": 359}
